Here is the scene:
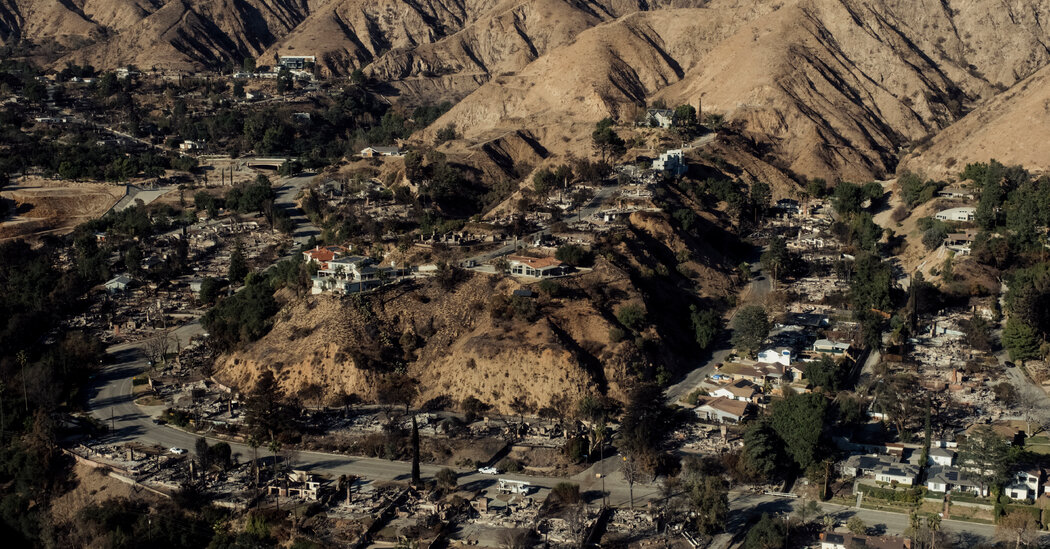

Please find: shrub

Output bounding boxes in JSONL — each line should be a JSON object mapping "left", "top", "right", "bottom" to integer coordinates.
{"left": 550, "top": 482, "right": 581, "bottom": 504}
{"left": 616, "top": 304, "right": 647, "bottom": 331}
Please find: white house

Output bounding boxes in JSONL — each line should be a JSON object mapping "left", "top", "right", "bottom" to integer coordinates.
{"left": 506, "top": 255, "right": 566, "bottom": 278}
{"left": 812, "top": 339, "right": 851, "bottom": 357}
{"left": 360, "top": 146, "right": 401, "bottom": 157}
{"left": 928, "top": 447, "right": 955, "bottom": 467}
{"left": 277, "top": 55, "right": 316, "bottom": 69}
{"left": 926, "top": 465, "right": 988, "bottom": 496}
{"left": 758, "top": 347, "right": 793, "bottom": 366}
{"left": 1005, "top": 469, "right": 1041, "bottom": 501}
{"left": 934, "top": 206, "right": 976, "bottom": 222}
{"left": 104, "top": 275, "right": 132, "bottom": 293}
{"left": 694, "top": 396, "right": 749, "bottom": 423}
{"left": 873, "top": 463, "right": 920, "bottom": 485}
{"left": 653, "top": 149, "right": 686, "bottom": 176}
{"left": 646, "top": 108, "right": 674, "bottom": 128}
{"left": 179, "top": 140, "right": 203, "bottom": 151}
{"left": 710, "top": 379, "right": 759, "bottom": 402}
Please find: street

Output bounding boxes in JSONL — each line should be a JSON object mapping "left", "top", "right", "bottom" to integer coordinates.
{"left": 664, "top": 266, "right": 772, "bottom": 402}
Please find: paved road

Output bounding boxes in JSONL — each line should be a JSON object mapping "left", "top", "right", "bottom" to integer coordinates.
{"left": 274, "top": 173, "right": 320, "bottom": 246}
{"left": 86, "top": 335, "right": 650, "bottom": 503}
{"left": 665, "top": 267, "right": 772, "bottom": 402}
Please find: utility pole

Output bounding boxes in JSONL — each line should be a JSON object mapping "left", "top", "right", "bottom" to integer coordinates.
{"left": 16, "top": 350, "right": 28, "bottom": 412}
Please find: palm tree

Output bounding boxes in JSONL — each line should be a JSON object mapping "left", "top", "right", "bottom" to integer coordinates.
{"left": 247, "top": 435, "right": 261, "bottom": 489}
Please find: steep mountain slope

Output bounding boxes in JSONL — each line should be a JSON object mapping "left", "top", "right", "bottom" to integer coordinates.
{"left": 900, "top": 63, "right": 1050, "bottom": 178}
{"left": 432, "top": 0, "right": 1050, "bottom": 181}
{"left": 5, "top": 0, "right": 1050, "bottom": 179}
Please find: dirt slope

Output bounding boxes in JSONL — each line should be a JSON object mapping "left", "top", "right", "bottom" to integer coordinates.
{"left": 901, "top": 63, "right": 1050, "bottom": 179}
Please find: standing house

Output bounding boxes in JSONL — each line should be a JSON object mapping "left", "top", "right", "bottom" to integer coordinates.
{"left": 277, "top": 55, "right": 316, "bottom": 70}
{"left": 104, "top": 275, "right": 132, "bottom": 293}
{"left": 646, "top": 108, "right": 674, "bottom": 128}
{"left": 812, "top": 339, "right": 852, "bottom": 359}
{"left": 926, "top": 465, "right": 989, "bottom": 496}
{"left": 360, "top": 146, "right": 402, "bottom": 158}
{"left": 928, "top": 447, "right": 955, "bottom": 467}
{"left": 820, "top": 533, "right": 911, "bottom": 549}
{"left": 710, "top": 379, "right": 759, "bottom": 402}
{"left": 652, "top": 149, "right": 687, "bottom": 176}
{"left": 1005, "top": 469, "right": 1042, "bottom": 501}
{"left": 873, "top": 463, "right": 920, "bottom": 485}
{"left": 757, "top": 347, "right": 793, "bottom": 366}
{"left": 506, "top": 255, "right": 566, "bottom": 278}
{"left": 934, "top": 206, "right": 976, "bottom": 222}
{"left": 302, "top": 245, "right": 348, "bottom": 269}
{"left": 694, "top": 396, "right": 750, "bottom": 423}
{"left": 718, "top": 362, "right": 787, "bottom": 386}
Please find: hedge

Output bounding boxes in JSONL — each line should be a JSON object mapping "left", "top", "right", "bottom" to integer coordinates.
{"left": 858, "top": 484, "right": 926, "bottom": 504}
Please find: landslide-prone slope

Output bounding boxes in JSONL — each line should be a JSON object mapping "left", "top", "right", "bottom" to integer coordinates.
{"left": 215, "top": 204, "right": 739, "bottom": 413}
{"left": 215, "top": 263, "right": 637, "bottom": 413}
{"left": 900, "top": 63, "right": 1050, "bottom": 179}
{"left": 431, "top": 0, "right": 1050, "bottom": 181}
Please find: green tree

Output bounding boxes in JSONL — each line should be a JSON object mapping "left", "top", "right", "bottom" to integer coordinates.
{"left": 242, "top": 57, "right": 256, "bottom": 73}
{"left": 690, "top": 306, "right": 721, "bottom": 350}
{"left": 769, "top": 392, "right": 827, "bottom": 471}
{"left": 743, "top": 513, "right": 786, "bottom": 549}
{"left": 673, "top": 104, "right": 697, "bottom": 127}
{"left": 1003, "top": 318, "right": 1040, "bottom": 363}
{"left": 805, "top": 355, "right": 846, "bottom": 391}
{"left": 228, "top": 242, "right": 248, "bottom": 284}
{"left": 849, "top": 253, "right": 893, "bottom": 312}
{"left": 957, "top": 425, "right": 1009, "bottom": 494}
{"left": 555, "top": 244, "right": 593, "bottom": 266}
{"left": 847, "top": 516, "right": 867, "bottom": 535}
{"left": 833, "top": 182, "right": 864, "bottom": 216}
{"left": 730, "top": 305, "right": 769, "bottom": 356}
{"left": 591, "top": 118, "right": 626, "bottom": 162}
{"left": 616, "top": 303, "right": 647, "bottom": 332}
{"left": 685, "top": 473, "right": 729, "bottom": 536}
{"left": 411, "top": 414, "right": 421, "bottom": 487}
{"left": 761, "top": 238, "right": 789, "bottom": 282}
{"left": 436, "top": 467, "right": 457, "bottom": 489}
{"left": 750, "top": 181, "right": 772, "bottom": 222}
{"left": 743, "top": 420, "right": 782, "bottom": 481}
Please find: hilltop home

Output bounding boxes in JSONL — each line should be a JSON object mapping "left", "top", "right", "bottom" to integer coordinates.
{"left": 717, "top": 362, "right": 787, "bottom": 385}
{"left": 277, "top": 55, "right": 316, "bottom": 70}
{"left": 360, "top": 146, "right": 402, "bottom": 157}
{"left": 302, "top": 245, "right": 348, "bottom": 269}
{"left": 646, "top": 108, "right": 674, "bottom": 128}
{"left": 652, "top": 149, "right": 687, "bottom": 176}
{"left": 934, "top": 206, "right": 976, "bottom": 222}
{"left": 506, "top": 255, "right": 566, "bottom": 278}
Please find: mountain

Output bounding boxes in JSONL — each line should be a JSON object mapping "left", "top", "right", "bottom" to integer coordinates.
{"left": 6, "top": 0, "right": 1050, "bottom": 180}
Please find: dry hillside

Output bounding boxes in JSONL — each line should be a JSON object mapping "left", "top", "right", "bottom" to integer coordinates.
{"left": 10, "top": 0, "right": 1050, "bottom": 180}
{"left": 216, "top": 205, "right": 738, "bottom": 412}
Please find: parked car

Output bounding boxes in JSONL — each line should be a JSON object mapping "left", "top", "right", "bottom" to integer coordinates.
{"left": 478, "top": 466, "right": 499, "bottom": 475}
{"left": 169, "top": 447, "right": 187, "bottom": 455}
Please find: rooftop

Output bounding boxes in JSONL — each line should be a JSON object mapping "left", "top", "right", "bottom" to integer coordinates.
{"left": 507, "top": 255, "right": 564, "bottom": 269}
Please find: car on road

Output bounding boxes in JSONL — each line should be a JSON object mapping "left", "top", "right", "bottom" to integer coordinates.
{"left": 169, "top": 447, "right": 187, "bottom": 455}
{"left": 1005, "top": 361, "right": 1016, "bottom": 368}
{"left": 478, "top": 466, "right": 499, "bottom": 474}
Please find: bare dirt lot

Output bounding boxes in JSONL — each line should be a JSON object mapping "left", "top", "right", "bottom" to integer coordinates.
{"left": 0, "top": 177, "right": 126, "bottom": 240}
